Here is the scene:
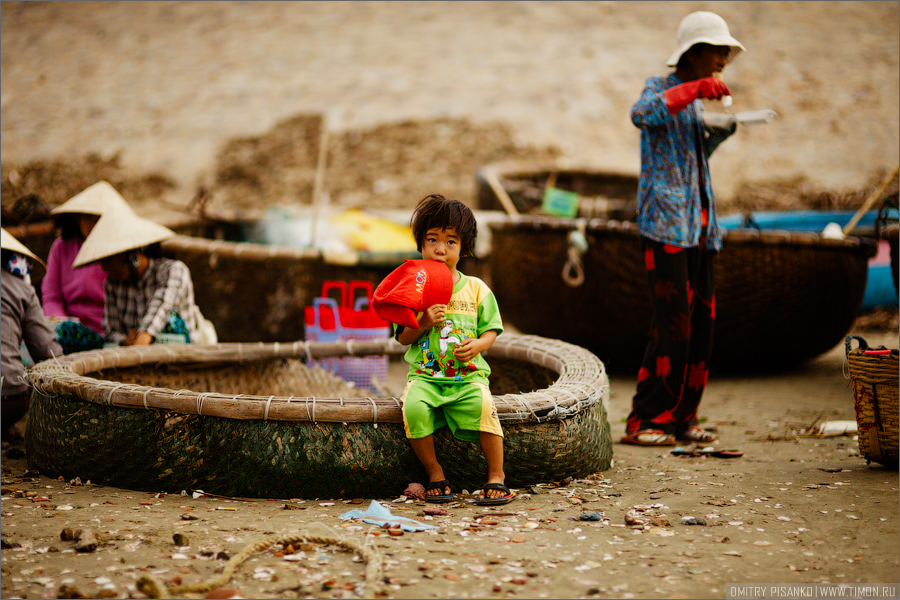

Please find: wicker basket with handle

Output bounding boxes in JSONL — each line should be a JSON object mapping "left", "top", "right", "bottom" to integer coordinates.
{"left": 845, "top": 335, "right": 899, "bottom": 468}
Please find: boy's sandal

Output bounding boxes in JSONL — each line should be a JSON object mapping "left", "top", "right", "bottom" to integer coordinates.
{"left": 475, "top": 483, "right": 516, "bottom": 506}
{"left": 620, "top": 429, "right": 676, "bottom": 446}
{"left": 425, "top": 480, "right": 455, "bottom": 503}
{"left": 676, "top": 426, "right": 718, "bottom": 443}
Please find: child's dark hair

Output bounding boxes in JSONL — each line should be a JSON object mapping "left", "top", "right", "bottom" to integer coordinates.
{"left": 410, "top": 194, "right": 477, "bottom": 257}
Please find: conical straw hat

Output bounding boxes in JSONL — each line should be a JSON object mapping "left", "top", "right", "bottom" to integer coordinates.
{"left": 73, "top": 207, "right": 175, "bottom": 268}
{"left": 1, "top": 227, "right": 45, "bottom": 266}
{"left": 51, "top": 180, "right": 132, "bottom": 216}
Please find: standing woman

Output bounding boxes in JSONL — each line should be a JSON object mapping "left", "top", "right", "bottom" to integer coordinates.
{"left": 1, "top": 228, "right": 62, "bottom": 442}
{"left": 73, "top": 207, "right": 215, "bottom": 346}
{"left": 622, "top": 12, "right": 745, "bottom": 446}
{"left": 42, "top": 181, "right": 133, "bottom": 353}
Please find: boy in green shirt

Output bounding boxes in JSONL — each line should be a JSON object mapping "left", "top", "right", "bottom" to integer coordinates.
{"left": 378, "top": 194, "right": 512, "bottom": 505}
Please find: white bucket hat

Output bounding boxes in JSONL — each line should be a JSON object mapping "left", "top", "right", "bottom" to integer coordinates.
{"left": 73, "top": 207, "right": 175, "bottom": 268}
{"left": 51, "top": 180, "right": 132, "bottom": 216}
{"left": 1, "top": 227, "right": 45, "bottom": 266}
{"left": 666, "top": 11, "right": 746, "bottom": 67}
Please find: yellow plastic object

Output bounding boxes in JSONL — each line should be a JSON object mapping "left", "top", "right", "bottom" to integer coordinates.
{"left": 329, "top": 209, "right": 416, "bottom": 253}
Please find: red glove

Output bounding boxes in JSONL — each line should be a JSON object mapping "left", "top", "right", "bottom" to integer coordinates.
{"left": 664, "top": 77, "right": 731, "bottom": 114}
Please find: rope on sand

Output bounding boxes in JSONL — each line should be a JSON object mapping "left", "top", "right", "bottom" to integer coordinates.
{"left": 136, "top": 532, "right": 384, "bottom": 599}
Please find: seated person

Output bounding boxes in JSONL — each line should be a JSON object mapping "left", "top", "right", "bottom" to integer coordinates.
{"left": 42, "top": 181, "right": 133, "bottom": 354}
{"left": 1, "top": 228, "right": 63, "bottom": 442}
{"left": 72, "top": 207, "right": 215, "bottom": 346}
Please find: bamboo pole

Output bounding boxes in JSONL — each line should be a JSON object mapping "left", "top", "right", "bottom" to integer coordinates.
{"left": 843, "top": 164, "right": 899, "bottom": 235}
{"left": 310, "top": 113, "right": 331, "bottom": 247}
{"left": 482, "top": 168, "right": 520, "bottom": 217}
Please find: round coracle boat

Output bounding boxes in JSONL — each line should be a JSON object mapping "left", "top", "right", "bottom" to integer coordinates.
{"left": 158, "top": 233, "right": 421, "bottom": 344}
{"left": 25, "top": 334, "right": 612, "bottom": 499}
{"left": 489, "top": 216, "right": 875, "bottom": 372}
{"left": 476, "top": 162, "right": 878, "bottom": 372}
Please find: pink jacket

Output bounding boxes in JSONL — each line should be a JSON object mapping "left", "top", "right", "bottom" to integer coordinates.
{"left": 41, "top": 237, "right": 106, "bottom": 335}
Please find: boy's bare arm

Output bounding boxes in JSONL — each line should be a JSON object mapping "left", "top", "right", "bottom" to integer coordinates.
{"left": 396, "top": 304, "right": 446, "bottom": 345}
{"left": 452, "top": 329, "right": 498, "bottom": 364}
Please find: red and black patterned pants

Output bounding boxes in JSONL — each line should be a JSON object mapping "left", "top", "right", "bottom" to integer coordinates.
{"left": 626, "top": 238, "right": 715, "bottom": 435}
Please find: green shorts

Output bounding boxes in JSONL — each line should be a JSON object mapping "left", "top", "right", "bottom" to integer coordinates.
{"left": 401, "top": 378, "right": 503, "bottom": 443}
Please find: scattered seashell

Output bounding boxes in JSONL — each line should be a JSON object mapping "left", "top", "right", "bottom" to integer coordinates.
{"left": 404, "top": 482, "right": 426, "bottom": 500}
{"left": 74, "top": 529, "right": 99, "bottom": 553}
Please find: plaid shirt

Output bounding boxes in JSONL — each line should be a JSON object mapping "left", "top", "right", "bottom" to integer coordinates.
{"left": 630, "top": 73, "right": 734, "bottom": 251}
{"left": 103, "top": 258, "right": 198, "bottom": 343}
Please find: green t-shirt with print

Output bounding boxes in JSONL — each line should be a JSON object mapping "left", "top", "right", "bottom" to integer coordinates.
{"left": 398, "top": 273, "right": 503, "bottom": 384}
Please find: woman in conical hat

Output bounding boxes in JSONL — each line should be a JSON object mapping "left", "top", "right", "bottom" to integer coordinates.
{"left": 73, "top": 207, "right": 214, "bottom": 346}
{"left": 43, "top": 181, "right": 134, "bottom": 353}
{"left": 1, "top": 227, "right": 44, "bottom": 266}
{"left": 1, "top": 228, "right": 62, "bottom": 443}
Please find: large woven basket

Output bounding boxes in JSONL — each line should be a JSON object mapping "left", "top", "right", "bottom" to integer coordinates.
{"left": 480, "top": 162, "right": 876, "bottom": 372}
{"left": 159, "top": 235, "right": 392, "bottom": 344}
{"left": 159, "top": 234, "right": 487, "bottom": 344}
{"left": 489, "top": 216, "right": 874, "bottom": 372}
{"left": 26, "top": 334, "right": 612, "bottom": 498}
{"left": 845, "top": 335, "right": 899, "bottom": 468}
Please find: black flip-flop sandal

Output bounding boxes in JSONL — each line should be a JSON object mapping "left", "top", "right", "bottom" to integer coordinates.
{"left": 425, "top": 480, "right": 455, "bottom": 503}
{"left": 475, "top": 483, "right": 516, "bottom": 506}
{"left": 671, "top": 447, "right": 743, "bottom": 458}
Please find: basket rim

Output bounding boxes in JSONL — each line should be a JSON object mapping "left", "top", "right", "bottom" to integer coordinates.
{"left": 161, "top": 234, "right": 321, "bottom": 262}
{"left": 486, "top": 214, "right": 873, "bottom": 252}
{"left": 28, "top": 334, "right": 609, "bottom": 425}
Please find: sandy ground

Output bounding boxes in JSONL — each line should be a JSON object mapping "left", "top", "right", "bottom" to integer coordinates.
{"left": 1, "top": 331, "right": 897, "bottom": 600}
{"left": 1, "top": 2, "right": 899, "bottom": 599}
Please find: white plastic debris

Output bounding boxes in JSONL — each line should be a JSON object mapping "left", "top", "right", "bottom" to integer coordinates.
{"left": 813, "top": 420, "right": 858, "bottom": 436}
{"left": 822, "top": 222, "right": 846, "bottom": 240}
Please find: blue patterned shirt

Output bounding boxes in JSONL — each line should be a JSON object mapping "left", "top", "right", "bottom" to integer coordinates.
{"left": 630, "top": 73, "right": 733, "bottom": 251}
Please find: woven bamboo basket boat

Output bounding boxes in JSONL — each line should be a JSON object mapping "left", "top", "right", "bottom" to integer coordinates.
{"left": 159, "top": 234, "right": 421, "bottom": 344}
{"left": 489, "top": 216, "right": 874, "bottom": 372}
{"left": 845, "top": 335, "right": 899, "bottom": 468}
{"left": 25, "top": 334, "right": 612, "bottom": 499}
{"left": 479, "top": 164, "right": 877, "bottom": 372}
{"left": 157, "top": 211, "right": 490, "bottom": 343}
